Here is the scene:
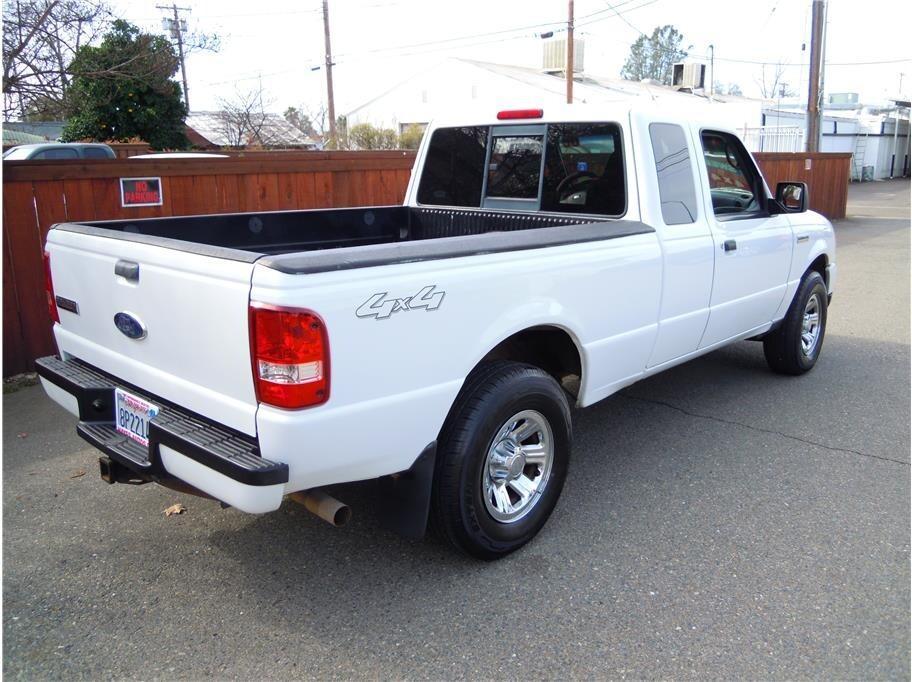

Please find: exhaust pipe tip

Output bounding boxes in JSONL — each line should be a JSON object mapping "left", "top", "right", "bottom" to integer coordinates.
{"left": 289, "top": 489, "right": 351, "bottom": 527}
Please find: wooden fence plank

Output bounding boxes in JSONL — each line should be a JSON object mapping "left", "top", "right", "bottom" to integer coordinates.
{"left": 4, "top": 182, "right": 57, "bottom": 370}
{"left": 3, "top": 199, "right": 28, "bottom": 375}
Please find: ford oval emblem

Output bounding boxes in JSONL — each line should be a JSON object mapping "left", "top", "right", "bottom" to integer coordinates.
{"left": 114, "top": 312, "right": 147, "bottom": 340}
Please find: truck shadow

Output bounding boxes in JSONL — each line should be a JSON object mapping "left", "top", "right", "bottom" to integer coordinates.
{"left": 202, "top": 332, "right": 909, "bottom": 642}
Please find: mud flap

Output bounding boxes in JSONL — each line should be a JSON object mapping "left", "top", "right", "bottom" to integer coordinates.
{"left": 377, "top": 442, "right": 436, "bottom": 540}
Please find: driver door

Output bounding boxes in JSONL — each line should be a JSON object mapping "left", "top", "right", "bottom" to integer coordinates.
{"left": 695, "top": 129, "right": 793, "bottom": 348}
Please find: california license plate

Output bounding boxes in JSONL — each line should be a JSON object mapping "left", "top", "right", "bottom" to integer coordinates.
{"left": 115, "top": 388, "right": 159, "bottom": 447}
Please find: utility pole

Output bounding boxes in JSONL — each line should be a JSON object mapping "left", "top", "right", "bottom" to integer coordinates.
{"left": 322, "top": 0, "right": 337, "bottom": 148}
{"left": 708, "top": 44, "right": 714, "bottom": 100}
{"left": 566, "top": 0, "right": 574, "bottom": 104}
{"left": 805, "top": 0, "right": 825, "bottom": 152}
{"left": 158, "top": 4, "right": 191, "bottom": 109}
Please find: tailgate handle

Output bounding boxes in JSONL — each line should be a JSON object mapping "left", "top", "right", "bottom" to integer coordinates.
{"left": 115, "top": 260, "right": 139, "bottom": 282}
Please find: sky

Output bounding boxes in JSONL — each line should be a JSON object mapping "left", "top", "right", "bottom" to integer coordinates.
{"left": 113, "top": 0, "right": 912, "bottom": 116}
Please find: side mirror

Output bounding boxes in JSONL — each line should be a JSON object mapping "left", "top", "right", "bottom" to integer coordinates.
{"left": 775, "top": 181, "right": 809, "bottom": 213}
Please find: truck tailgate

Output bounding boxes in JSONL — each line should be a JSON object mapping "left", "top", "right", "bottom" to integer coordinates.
{"left": 46, "top": 228, "right": 258, "bottom": 435}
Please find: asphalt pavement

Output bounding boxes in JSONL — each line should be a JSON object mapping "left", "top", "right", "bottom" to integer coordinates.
{"left": 3, "top": 179, "right": 910, "bottom": 680}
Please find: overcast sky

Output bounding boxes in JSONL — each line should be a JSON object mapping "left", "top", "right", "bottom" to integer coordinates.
{"left": 114, "top": 0, "right": 911, "bottom": 116}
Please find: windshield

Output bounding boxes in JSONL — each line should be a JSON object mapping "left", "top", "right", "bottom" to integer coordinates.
{"left": 2, "top": 147, "right": 33, "bottom": 160}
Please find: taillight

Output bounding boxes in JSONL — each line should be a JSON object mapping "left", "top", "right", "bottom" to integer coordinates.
{"left": 249, "top": 303, "right": 329, "bottom": 409}
{"left": 43, "top": 251, "right": 59, "bottom": 324}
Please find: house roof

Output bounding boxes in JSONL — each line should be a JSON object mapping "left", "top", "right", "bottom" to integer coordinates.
{"left": 3, "top": 120, "right": 66, "bottom": 141}
{"left": 3, "top": 128, "right": 48, "bottom": 145}
{"left": 185, "top": 111, "right": 318, "bottom": 147}
{"left": 344, "top": 57, "right": 768, "bottom": 118}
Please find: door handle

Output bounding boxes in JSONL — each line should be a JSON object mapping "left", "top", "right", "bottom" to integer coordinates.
{"left": 115, "top": 259, "right": 140, "bottom": 281}
{"left": 723, "top": 239, "right": 737, "bottom": 252}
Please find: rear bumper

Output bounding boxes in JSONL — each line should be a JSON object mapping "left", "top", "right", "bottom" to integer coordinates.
{"left": 36, "top": 355, "right": 287, "bottom": 513}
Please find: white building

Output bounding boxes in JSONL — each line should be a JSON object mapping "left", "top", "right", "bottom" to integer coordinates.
{"left": 344, "top": 57, "right": 764, "bottom": 140}
{"left": 345, "top": 58, "right": 910, "bottom": 180}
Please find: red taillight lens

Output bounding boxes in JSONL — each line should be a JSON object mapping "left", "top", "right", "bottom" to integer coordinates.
{"left": 497, "top": 108, "right": 544, "bottom": 120}
{"left": 43, "top": 251, "right": 59, "bottom": 324}
{"left": 249, "top": 304, "right": 329, "bottom": 409}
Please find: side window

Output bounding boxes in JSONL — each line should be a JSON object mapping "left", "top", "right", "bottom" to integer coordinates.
{"left": 33, "top": 148, "right": 79, "bottom": 160}
{"left": 416, "top": 126, "right": 488, "bottom": 207}
{"left": 649, "top": 123, "right": 697, "bottom": 225}
{"left": 700, "top": 131, "right": 761, "bottom": 216}
{"left": 485, "top": 134, "right": 543, "bottom": 199}
{"left": 81, "top": 147, "right": 111, "bottom": 159}
{"left": 541, "top": 122, "right": 625, "bottom": 216}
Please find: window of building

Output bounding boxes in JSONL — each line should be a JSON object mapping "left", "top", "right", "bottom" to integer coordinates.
{"left": 648, "top": 123, "right": 697, "bottom": 225}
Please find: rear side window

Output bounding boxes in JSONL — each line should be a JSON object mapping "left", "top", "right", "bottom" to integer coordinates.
{"left": 81, "top": 147, "right": 111, "bottom": 159}
{"left": 417, "top": 126, "right": 488, "bottom": 207}
{"left": 541, "top": 123, "right": 625, "bottom": 216}
{"left": 648, "top": 123, "right": 697, "bottom": 225}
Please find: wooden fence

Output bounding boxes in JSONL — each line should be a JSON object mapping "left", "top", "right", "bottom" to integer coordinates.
{"left": 2, "top": 151, "right": 416, "bottom": 376}
{"left": 754, "top": 152, "right": 852, "bottom": 220}
{"left": 2, "top": 150, "right": 850, "bottom": 377}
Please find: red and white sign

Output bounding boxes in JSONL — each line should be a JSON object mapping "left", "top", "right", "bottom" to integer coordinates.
{"left": 120, "top": 177, "right": 163, "bottom": 207}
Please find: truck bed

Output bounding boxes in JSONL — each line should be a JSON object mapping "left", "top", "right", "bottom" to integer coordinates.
{"left": 56, "top": 205, "right": 653, "bottom": 273}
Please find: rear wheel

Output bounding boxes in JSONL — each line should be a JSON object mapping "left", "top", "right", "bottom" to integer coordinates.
{"left": 431, "top": 362, "right": 571, "bottom": 559}
{"left": 763, "top": 270, "right": 828, "bottom": 375}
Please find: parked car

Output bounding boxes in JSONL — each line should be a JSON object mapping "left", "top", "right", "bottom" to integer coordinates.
{"left": 2, "top": 142, "right": 115, "bottom": 160}
{"left": 36, "top": 104, "right": 835, "bottom": 559}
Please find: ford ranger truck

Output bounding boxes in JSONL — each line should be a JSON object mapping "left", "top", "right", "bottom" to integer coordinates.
{"left": 37, "top": 105, "right": 836, "bottom": 559}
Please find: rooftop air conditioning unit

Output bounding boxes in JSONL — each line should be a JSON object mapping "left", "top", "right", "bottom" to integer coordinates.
{"left": 542, "top": 38, "right": 585, "bottom": 74}
{"left": 672, "top": 62, "right": 706, "bottom": 90}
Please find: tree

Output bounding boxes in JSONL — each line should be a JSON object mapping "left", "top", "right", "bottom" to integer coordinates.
{"left": 620, "top": 25, "right": 688, "bottom": 85}
{"left": 756, "top": 62, "right": 795, "bottom": 99}
{"left": 3, "top": 0, "right": 112, "bottom": 119}
{"left": 216, "top": 85, "right": 279, "bottom": 147}
{"left": 283, "top": 106, "right": 316, "bottom": 138}
{"left": 61, "top": 20, "right": 188, "bottom": 149}
{"left": 348, "top": 122, "right": 398, "bottom": 150}
{"left": 713, "top": 80, "right": 743, "bottom": 97}
{"left": 398, "top": 124, "right": 425, "bottom": 150}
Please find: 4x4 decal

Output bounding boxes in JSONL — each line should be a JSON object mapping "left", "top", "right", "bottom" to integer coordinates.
{"left": 356, "top": 285, "right": 445, "bottom": 320}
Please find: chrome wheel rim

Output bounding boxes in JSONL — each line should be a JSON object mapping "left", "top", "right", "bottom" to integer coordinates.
{"left": 801, "top": 294, "right": 822, "bottom": 356}
{"left": 482, "top": 410, "right": 554, "bottom": 524}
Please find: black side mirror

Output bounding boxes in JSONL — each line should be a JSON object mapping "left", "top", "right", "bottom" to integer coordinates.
{"left": 775, "top": 181, "right": 809, "bottom": 213}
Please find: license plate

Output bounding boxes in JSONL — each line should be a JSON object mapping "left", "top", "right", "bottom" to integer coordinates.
{"left": 115, "top": 388, "right": 159, "bottom": 447}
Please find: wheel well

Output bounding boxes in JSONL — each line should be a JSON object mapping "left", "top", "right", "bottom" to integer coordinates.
{"left": 807, "top": 254, "right": 828, "bottom": 288}
{"left": 478, "top": 326, "right": 583, "bottom": 398}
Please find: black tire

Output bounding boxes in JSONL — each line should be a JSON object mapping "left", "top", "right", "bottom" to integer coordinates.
{"left": 431, "top": 361, "right": 572, "bottom": 560}
{"left": 763, "top": 270, "right": 828, "bottom": 375}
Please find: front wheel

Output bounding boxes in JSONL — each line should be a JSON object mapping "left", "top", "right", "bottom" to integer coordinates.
{"left": 431, "top": 361, "right": 572, "bottom": 560}
{"left": 763, "top": 270, "right": 829, "bottom": 375}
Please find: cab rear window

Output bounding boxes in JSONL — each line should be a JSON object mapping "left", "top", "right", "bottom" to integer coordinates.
{"left": 416, "top": 126, "right": 488, "bottom": 207}
{"left": 417, "top": 122, "right": 625, "bottom": 217}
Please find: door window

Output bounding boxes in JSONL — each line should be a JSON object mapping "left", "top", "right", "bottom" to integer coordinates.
{"left": 649, "top": 123, "right": 697, "bottom": 225}
{"left": 700, "top": 131, "right": 761, "bottom": 216}
{"left": 32, "top": 147, "right": 79, "bottom": 160}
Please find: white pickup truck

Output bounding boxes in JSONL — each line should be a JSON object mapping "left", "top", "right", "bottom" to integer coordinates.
{"left": 38, "top": 105, "right": 836, "bottom": 559}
